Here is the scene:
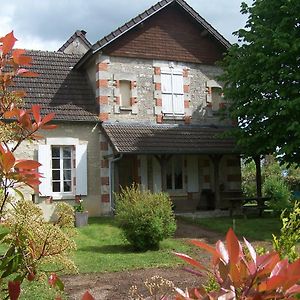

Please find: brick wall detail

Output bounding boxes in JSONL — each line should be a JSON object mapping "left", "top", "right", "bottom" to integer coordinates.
{"left": 96, "top": 56, "right": 111, "bottom": 121}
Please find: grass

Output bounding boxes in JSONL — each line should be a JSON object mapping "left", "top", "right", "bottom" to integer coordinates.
{"left": 72, "top": 217, "right": 191, "bottom": 273}
{"left": 178, "top": 215, "right": 281, "bottom": 241}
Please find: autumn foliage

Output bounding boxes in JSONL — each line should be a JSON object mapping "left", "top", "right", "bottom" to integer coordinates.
{"left": 0, "top": 31, "right": 78, "bottom": 300}
{"left": 175, "top": 228, "right": 300, "bottom": 299}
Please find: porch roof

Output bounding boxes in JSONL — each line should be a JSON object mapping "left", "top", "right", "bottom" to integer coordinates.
{"left": 101, "top": 123, "right": 239, "bottom": 154}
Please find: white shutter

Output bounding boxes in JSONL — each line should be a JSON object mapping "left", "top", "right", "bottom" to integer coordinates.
{"left": 173, "top": 94, "right": 184, "bottom": 114}
{"left": 172, "top": 73, "right": 183, "bottom": 94}
{"left": 75, "top": 144, "right": 87, "bottom": 195}
{"left": 162, "top": 94, "right": 173, "bottom": 114}
{"left": 38, "top": 144, "right": 52, "bottom": 196}
{"left": 187, "top": 156, "right": 199, "bottom": 192}
{"left": 161, "top": 73, "right": 172, "bottom": 93}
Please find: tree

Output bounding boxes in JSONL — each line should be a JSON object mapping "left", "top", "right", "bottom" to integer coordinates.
{"left": 221, "top": 0, "right": 300, "bottom": 166}
{"left": 0, "top": 32, "right": 76, "bottom": 299}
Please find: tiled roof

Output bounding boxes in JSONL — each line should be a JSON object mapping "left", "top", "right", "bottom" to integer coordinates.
{"left": 76, "top": 0, "right": 231, "bottom": 68}
{"left": 58, "top": 30, "right": 92, "bottom": 53}
{"left": 102, "top": 123, "right": 238, "bottom": 154}
{"left": 15, "top": 50, "right": 98, "bottom": 122}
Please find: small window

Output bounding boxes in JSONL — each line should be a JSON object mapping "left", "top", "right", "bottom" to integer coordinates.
{"left": 120, "top": 80, "right": 131, "bottom": 107}
{"left": 166, "top": 156, "right": 183, "bottom": 191}
{"left": 51, "top": 146, "right": 74, "bottom": 193}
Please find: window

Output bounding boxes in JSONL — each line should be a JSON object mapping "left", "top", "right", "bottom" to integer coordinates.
{"left": 206, "top": 80, "right": 223, "bottom": 111}
{"left": 161, "top": 66, "right": 184, "bottom": 115}
{"left": 38, "top": 138, "right": 87, "bottom": 199}
{"left": 166, "top": 156, "right": 183, "bottom": 191}
{"left": 51, "top": 146, "right": 73, "bottom": 193}
{"left": 119, "top": 80, "right": 131, "bottom": 108}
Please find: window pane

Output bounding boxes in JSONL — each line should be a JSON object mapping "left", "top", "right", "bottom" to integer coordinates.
{"left": 51, "top": 147, "right": 60, "bottom": 157}
{"left": 174, "top": 158, "right": 183, "bottom": 189}
{"left": 63, "top": 159, "right": 71, "bottom": 169}
{"left": 52, "top": 182, "right": 60, "bottom": 192}
{"left": 63, "top": 170, "right": 71, "bottom": 181}
{"left": 52, "top": 170, "right": 60, "bottom": 180}
{"left": 52, "top": 159, "right": 60, "bottom": 169}
{"left": 63, "top": 147, "right": 71, "bottom": 158}
{"left": 64, "top": 181, "right": 71, "bottom": 192}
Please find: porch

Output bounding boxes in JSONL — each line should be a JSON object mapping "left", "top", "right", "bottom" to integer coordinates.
{"left": 101, "top": 122, "right": 242, "bottom": 214}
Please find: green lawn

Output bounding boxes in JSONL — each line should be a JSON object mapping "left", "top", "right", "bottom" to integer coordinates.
{"left": 178, "top": 215, "right": 281, "bottom": 241}
{"left": 72, "top": 217, "right": 190, "bottom": 273}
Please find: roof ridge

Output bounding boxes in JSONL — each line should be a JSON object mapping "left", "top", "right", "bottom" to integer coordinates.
{"left": 58, "top": 29, "right": 92, "bottom": 53}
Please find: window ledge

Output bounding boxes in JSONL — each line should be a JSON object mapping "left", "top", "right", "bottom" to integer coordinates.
{"left": 52, "top": 193, "right": 75, "bottom": 200}
{"left": 163, "top": 114, "right": 185, "bottom": 120}
{"left": 120, "top": 106, "right": 132, "bottom": 111}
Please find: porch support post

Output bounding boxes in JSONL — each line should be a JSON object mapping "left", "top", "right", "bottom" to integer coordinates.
{"left": 210, "top": 154, "right": 222, "bottom": 209}
{"left": 154, "top": 154, "right": 172, "bottom": 192}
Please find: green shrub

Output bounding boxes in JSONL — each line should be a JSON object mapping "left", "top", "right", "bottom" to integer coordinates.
{"left": 115, "top": 186, "right": 176, "bottom": 251}
{"left": 273, "top": 201, "right": 300, "bottom": 262}
{"left": 263, "top": 176, "right": 291, "bottom": 214}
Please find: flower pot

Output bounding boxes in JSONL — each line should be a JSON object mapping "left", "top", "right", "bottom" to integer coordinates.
{"left": 75, "top": 211, "right": 88, "bottom": 227}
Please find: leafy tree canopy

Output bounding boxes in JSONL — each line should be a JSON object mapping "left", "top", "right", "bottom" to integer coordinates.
{"left": 221, "top": 0, "right": 300, "bottom": 165}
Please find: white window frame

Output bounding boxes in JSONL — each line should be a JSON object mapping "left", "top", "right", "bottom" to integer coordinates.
{"left": 38, "top": 138, "right": 87, "bottom": 199}
{"left": 51, "top": 145, "right": 74, "bottom": 197}
{"left": 161, "top": 66, "right": 184, "bottom": 116}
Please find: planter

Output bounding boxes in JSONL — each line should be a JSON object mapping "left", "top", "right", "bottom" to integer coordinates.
{"left": 75, "top": 211, "right": 89, "bottom": 227}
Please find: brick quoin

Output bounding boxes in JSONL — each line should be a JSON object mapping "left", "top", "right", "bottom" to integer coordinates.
{"left": 184, "top": 100, "right": 190, "bottom": 108}
{"left": 156, "top": 98, "right": 162, "bottom": 106}
{"left": 101, "top": 160, "right": 109, "bottom": 168}
{"left": 99, "top": 112, "right": 109, "bottom": 121}
{"left": 100, "top": 141, "right": 109, "bottom": 151}
{"left": 130, "top": 81, "right": 137, "bottom": 89}
{"left": 101, "top": 177, "right": 109, "bottom": 185}
{"left": 156, "top": 114, "right": 163, "bottom": 124}
{"left": 114, "top": 96, "right": 120, "bottom": 105}
{"left": 183, "top": 85, "right": 190, "bottom": 93}
{"left": 97, "top": 62, "right": 108, "bottom": 71}
{"left": 184, "top": 116, "right": 191, "bottom": 124}
{"left": 130, "top": 97, "right": 137, "bottom": 105}
{"left": 154, "top": 67, "right": 161, "bottom": 75}
{"left": 98, "top": 96, "right": 108, "bottom": 105}
{"left": 96, "top": 79, "right": 108, "bottom": 88}
{"left": 155, "top": 83, "right": 161, "bottom": 91}
{"left": 101, "top": 194, "right": 110, "bottom": 203}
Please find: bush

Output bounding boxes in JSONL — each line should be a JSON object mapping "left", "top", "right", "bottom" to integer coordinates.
{"left": 263, "top": 176, "right": 291, "bottom": 214}
{"left": 115, "top": 186, "right": 176, "bottom": 251}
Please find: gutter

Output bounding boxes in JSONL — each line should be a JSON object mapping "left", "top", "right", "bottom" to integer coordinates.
{"left": 108, "top": 154, "right": 123, "bottom": 213}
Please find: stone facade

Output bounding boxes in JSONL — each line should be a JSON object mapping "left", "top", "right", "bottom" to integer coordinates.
{"left": 14, "top": 122, "right": 103, "bottom": 217}
{"left": 95, "top": 55, "right": 230, "bottom": 126}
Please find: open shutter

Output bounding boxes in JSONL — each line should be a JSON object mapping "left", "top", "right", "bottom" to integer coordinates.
{"left": 75, "top": 144, "right": 87, "bottom": 195}
{"left": 38, "top": 144, "right": 52, "bottom": 196}
{"left": 172, "top": 72, "right": 184, "bottom": 114}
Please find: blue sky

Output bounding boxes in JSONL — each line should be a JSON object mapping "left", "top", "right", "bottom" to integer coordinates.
{"left": 0, "top": 0, "right": 252, "bottom": 51}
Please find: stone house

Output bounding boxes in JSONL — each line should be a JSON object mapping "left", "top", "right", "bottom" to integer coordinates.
{"left": 16, "top": 0, "right": 241, "bottom": 216}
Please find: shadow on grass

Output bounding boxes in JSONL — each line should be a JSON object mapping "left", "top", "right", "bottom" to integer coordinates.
{"left": 79, "top": 244, "right": 136, "bottom": 254}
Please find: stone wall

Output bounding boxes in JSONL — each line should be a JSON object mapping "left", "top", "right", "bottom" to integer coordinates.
{"left": 13, "top": 122, "right": 103, "bottom": 217}
{"left": 95, "top": 55, "right": 230, "bottom": 126}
